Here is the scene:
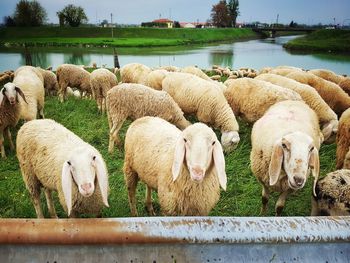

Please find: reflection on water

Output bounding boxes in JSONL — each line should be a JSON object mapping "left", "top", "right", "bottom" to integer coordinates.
{"left": 1, "top": 35, "right": 350, "bottom": 75}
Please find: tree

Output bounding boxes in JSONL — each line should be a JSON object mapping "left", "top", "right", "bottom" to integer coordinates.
{"left": 211, "top": 0, "right": 231, "bottom": 28}
{"left": 227, "top": 0, "right": 239, "bottom": 27}
{"left": 101, "top": 19, "right": 109, "bottom": 27}
{"left": 57, "top": 4, "right": 88, "bottom": 27}
{"left": 13, "top": 0, "right": 47, "bottom": 26}
{"left": 3, "top": 16, "right": 16, "bottom": 27}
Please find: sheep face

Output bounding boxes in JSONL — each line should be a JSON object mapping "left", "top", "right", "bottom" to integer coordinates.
{"left": 269, "top": 131, "right": 319, "bottom": 195}
{"left": 61, "top": 148, "right": 109, "bottom": 215}
{"left": 221, "top": 131, "right": 240, "bottom": 153}
{"left": 321, "top": 119, "right": 338, "bottom": 144}
{"left": 172, "top": 123, "right": 227, "bottom": 190}
{"left": 2, "top": 82, "right": 27, "bottom": 105}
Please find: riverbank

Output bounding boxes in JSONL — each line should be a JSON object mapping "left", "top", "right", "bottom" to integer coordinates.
{"left": 0, "top": 27, "right": 258, "bottom": 47}
{"left": 284, "top": 29, "right": 350, "bottom": 53}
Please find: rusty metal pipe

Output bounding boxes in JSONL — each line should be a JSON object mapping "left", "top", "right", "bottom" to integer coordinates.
{"left": 0, "top": 216, "right": 349, "bottom": 245}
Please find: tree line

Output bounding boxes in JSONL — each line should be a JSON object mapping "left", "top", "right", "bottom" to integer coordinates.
{"left": 211, "top": 0, "right": 240, "bottom": 27}
{"left": 3, "top": 0, "right": 88, "bottom": 27}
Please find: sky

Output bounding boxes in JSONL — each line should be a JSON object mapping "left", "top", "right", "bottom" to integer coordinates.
{"left": 1, "top": 0, "right": 350, "bottom": 26}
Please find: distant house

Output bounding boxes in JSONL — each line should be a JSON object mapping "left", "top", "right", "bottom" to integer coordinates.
{"left": 152, "top": 18, "right": 174, "bottom": 28}
{"left": 179, "top": 22, "right": 206, "bottom": 28}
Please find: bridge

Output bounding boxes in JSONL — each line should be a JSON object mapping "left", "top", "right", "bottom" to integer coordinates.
{"left": 252, "top": 27, "right": 316, "bottom": 37}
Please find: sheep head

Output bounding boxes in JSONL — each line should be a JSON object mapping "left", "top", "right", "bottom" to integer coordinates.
{"left": 2, "top": 82, "right": 27, "bottom": 106}
{"left": 269, "top": 131, "right": 319, "bottom": 196}
{"left": 61, "top": 147, "right": 109, "bottom": 215}
{"left": 172, "top": 123, "right": 227, "bottom": 190}
{"left": 221, "top": 131, "right": 240, "bottom": 153}
{"left": 321, "top": 119, "right": 338, "bottom": 144}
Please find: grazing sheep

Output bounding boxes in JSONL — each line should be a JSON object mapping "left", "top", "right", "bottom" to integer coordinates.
{"left": 144, "top": 69, "right": 169, "bottom": 90}
{"left": 162, "top": 72, "right": 240, "bottom": 153}
{"left": 339, "top": 78, "right": 350, "bottom": 96}
{"left": 106, "top": 83, "right": 191, "bottom": 153}
{"left": 311, "top": 169, "right": 350, "bottom": 216}
{"left": 256, "top": 73, "right": 338, "bottom": 143}
{"left": 56, "top": 64, "right": 92, "bottom": 102}
{"left": 223, "top": 78, "right": 302, "bottom": 123}
{"left": 0, "top": 83, "right": 27, "bottom": 158}
{"left": 259, "top": 66, "right": 302, "bottom": 76}
{"left": 251, "top": 100, "right": 322, "bottom": 216}
{"left": 180, "top": 66, "right": 213, "bottom": 81}
{"left": 16, "top": 119, "right": 109, "bottom": 218}
{"left": 157, "top": 65, "right": 180, "bottom": 72}
{"left": 286, "top": 71, "right": 350, "bottom": 116}
{"left": 336, "top": 108, "right": 350, "bottom": 169}
{"left": 13, "top": 66, "right": 45, "bottom": 121}
{"left": 90, "top": 68, "right": 118, "bottom": 113}
{"left": 37, "top": 68, "right": 59, "bottom": 96}
{"left": 120, "top": 63, "right": 151, "bottom": 84}
{"left": 124, "top": 116, "right": 227, "bottom": 216}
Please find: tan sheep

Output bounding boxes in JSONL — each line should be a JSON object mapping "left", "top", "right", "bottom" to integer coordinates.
{"left": 180, "top": 66, "right": 213, "bottom": 81}
{"left": 311, "top": 169, "right": 350, "bottom": 216}
{"left": 124, "top": 116, "right": 227, "bottom": 216}
{"left": 106, "top": 83, "right": 191, "bottom": 153}
{"left": 90, "top": 68, "right": 118, "bottom": 113}
{"left": 56, "top": 64, "right": 92, "bottom": 102}
{"left": 162, "top": 72, "right": 240, "bottom": 153}
{"left": 339, "top": 78, "right": 350, "bottom": 96}
{"left": 37, "top": 68, "right": 59, "bottom": 96}
{"left": 223, "top": 78, "right": 302, "bottom": 123}
{"left": 120, "top": 62, "right": 151, "bottom": 84}
{"left": 256, "top": 73, "right": 338, "bottom": 143}
{"left": 157, "top": 65, "right": 180, "bottom": 72}
{"left": 16, "top": 119, "right": 109, "bottom": 218}
{"left": 286, "top": 71, "right": 350, "bottom": 116}
{"left": 144, "top": 69, "right": 169, "bottom": 90}
{"left": 259, "top": 66, "right": 302, "bottom": 76}
{"left": 336, "top": 108, "right": 350, "bottom": 169}
{"left": 0, "top": 83, "right": 27, "bottom": 158}
{"left": 251, "top": 100, "right": 322, "bottom": 216}
{"left": 13, "top": 66, "right": 45, "bottom": 121}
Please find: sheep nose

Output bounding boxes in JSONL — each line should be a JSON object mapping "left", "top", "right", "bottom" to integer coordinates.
{"left": 191, "top": 166, "right": 205, "bottom": 181}
{"left": 81, "top": 183, "right": 92, "bottom": 192}
{"left": 293, "top": 176, "right": 304, "bottom": 187}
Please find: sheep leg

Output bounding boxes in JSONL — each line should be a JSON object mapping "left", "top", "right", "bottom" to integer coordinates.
{"left": 38, "top": 107, "right": 45, "bottom": 119}
{"left": 275, "top": 190, "right": 291, "bottom": 216}
{"left": 4, "top": 128, "right": 14, "bottom": 151}
{"left": 145, "top": 185, "right": 155, "bottom": 216}
{"left": 310, "top": 196, "right": 319, "bottom": 216}
{"left": 108, "top": 120, "right": 124, "bottom": 153}
{"left": 260, "top": 185, "right": 269, "bottom": 215}
{"left": 124, "top": 165, "right": 139, "bottom": 216}
{"left": 44, "top": 189, "right": 58, "bottom": 218}
{"left": 101, "top": 98, "right": 106, "bottom": 114}
{"left": 0, "top": 132, "right": 6, "bottom": 159}
{"left": 59, "top": 83, "right": 67, "bottom": 102}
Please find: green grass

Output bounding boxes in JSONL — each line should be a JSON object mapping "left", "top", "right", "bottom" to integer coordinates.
{"left": 0, "top": 27, "right": 257, "bottom": 48}
{"left": 284, "top": 29, "right": 350, "bottom": 53}
{"left": 0, "top": 94, "right": 337, "bottom": 218}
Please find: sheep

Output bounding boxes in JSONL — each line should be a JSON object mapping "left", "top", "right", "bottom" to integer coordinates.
{"left": 336, "top": 108, "right": 350, "bottom": 169}
{"left": 90, "top": 68, "right": 118, "bottom": 113}
{"left": 0, "top": 83, "right": 27, "bottom": 158}
{"left": 144, "top": 69, "right": 169, "bottom": 90}
{"left": 66, "top": 87, "right": 81, "bottom": 99}
{"left": 157, "top": 65, "right": 180, "bottom": 72}
{"left": 106, "top": 83, "right": 191, "bottom": 153}
{"left": 180, "top": 66, "right": 213, "bottom": 81}
{"left": 120, "top": 63, "right": 151, "bottom": 84}
{"left": 256, "top": 73, "right": 338, "bottom": 143}
{"left": 56, "top": 64, "right": 92, "bottom": 102}
{"left": 36, "top": 68, "right": 59, "bottom": 96}
{"left": 259, "top": 66, "right": 302, "bottom": 76}
{"left": 251, "top": 100, "right": 322, "bottom": 216}
{"left": 311, "top": 169, "right": 350, "bottom": 216}
{"left": 16, "top": 119, "right": 109, "bottom": 218}
{"left": 339, "top": 78, "right": 350, "bottom": 96}
{"left": 13, "top": 66, "right": 45, "bottom": 121}
{"left": 223, "top": 78, "right": 302, "bottom": 123}
{"left": 286, "top": 71, "right": 350, "bottom": 116}
{"left": 162, "top": 72, "right": 240, "bottom": 153}
{"left": 124, "top": 116, "right": 227, "bottom": 216}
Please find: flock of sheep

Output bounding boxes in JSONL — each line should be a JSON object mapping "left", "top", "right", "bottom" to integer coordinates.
{"left": 1, "top": 62, "right": 350, "bottom": 218}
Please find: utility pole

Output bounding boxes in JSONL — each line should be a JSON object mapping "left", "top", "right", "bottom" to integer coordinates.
{"left": 111, "top": 13, "right": 113, "bottom": 38}
{"left": 276, "top": 14, "right": 279, "bottom": 26}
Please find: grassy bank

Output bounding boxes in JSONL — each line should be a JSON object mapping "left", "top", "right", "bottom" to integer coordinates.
{"left": 0, "top": 27, "right": 258, "bottom": 47}
{"left": 0, "top": 95, "right": 336, "bottom": 218}
{"left": 284, "top": 29, "right": 350, "bottom": 53}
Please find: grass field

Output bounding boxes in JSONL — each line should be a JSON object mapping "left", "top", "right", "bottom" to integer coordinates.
{"left": 284, "top": 29, "right": 350, "bottom": 53}
{"left": 0, "top": 27, "right": 257, "bottom": 48}
{"left": 0, "top": 94, "right": 337, "bottom": 218}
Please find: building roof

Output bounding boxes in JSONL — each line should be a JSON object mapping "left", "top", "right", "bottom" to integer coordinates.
{"left": 153, "top": 18, "right": 173, "bottom": 23}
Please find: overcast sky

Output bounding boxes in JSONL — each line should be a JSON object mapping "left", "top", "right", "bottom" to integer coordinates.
{"left": 1, "top": 0, "right": 350, "bottom": 26}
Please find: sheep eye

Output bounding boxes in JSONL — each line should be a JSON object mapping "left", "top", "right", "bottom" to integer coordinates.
{"left": 281, "top": 143, "right": 288, "bottom": 149}
{"left": 67, "top": 161, "right": 71, "bottom": 166}
{"left": 93, "top": 156, "right": 96, "bottom": 161}
{"left": 310, "top": 146, "right": 314, "bottom": 152}
{"left": 212, "top": 141, "right": 216, "bottom": 146}
{"left": 183, "top": 138, "right": 187, "bottom": 143}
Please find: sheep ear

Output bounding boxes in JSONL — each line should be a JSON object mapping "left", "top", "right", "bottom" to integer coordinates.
{"left": 61, "top": 161, "right": 73, "bottom": 216}
{"left": 93, "top": 155, "right": 109, "bottom": 207}
{"left": 309, "top": 147, "right": 320, "bottom": 197}
{"left": 15, "top": 86, "right": 28, "bottom": 104}
{"left": 0, "top": 91, "right": 4, "bottom": 106}
{"left": 213, "top": 140, "right": 227, "bottom": 191}
{"left": 172, "top": 136, "right": 185, "bottom": 181}
{"left": 269, "top": 142, "right": 283, "bottom": 186}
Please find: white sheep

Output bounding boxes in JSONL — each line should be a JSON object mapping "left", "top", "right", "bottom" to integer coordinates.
{"left": 311, "top": 169, "right": 350, "bottom": 216}
{"left": 120, "top": 63, "right": 151, "bottom": 84}
{"left": 258, "top": 65, "right": 303, "bottom": 76}
{"left": 251, "top": 100, "right": 322, "bottom": 216}
{"left": 90, "top": 68, "right": 118, "bottom": 113}
{"left": 56, "top": 64, "right": 92, "bottom": 102}
{"left": 162, "top": 72, "right": 240, "bottom": 153}
{"left": 336, "top": 108, "right": 350, "bottom": 169}
{"left": 256, "top": 73, "right": 338, "bottom": 143}
{"left": 36, "top": 67, "right": 59, "bottom": 96}
{"left": 144, "top": 69, "right": 169, "bottom": 90}
{"left": 106, "top": 83, "right": 191, "bottom": 153}
{"left": 223, "top": 78, "right": 302, "bottom": 123}
{"left": 124, "top": 116, "right": 227, "bottom": 216}
{"left": 0, "top": 83, "right": 27, "bottom": 158}
{"left": 180, "top": 66, "right": 213, "bottom": 81}
{"left": 13, "top": 66, "right": 45, "bottom": 121}
{"left": 16, "top": 119, "right": 109, "bottom": 218}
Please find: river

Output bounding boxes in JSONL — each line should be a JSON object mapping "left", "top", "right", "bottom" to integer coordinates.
{"left": 1, "top": 35, "right": 350, "bottom": 75}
